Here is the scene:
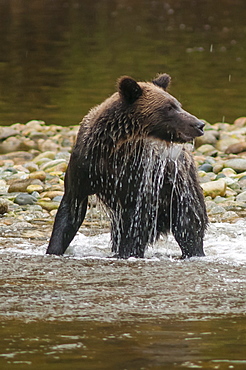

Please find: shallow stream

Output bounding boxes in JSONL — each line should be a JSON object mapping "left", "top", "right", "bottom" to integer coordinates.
{"left": 0, "top": 221, "right": 245, "bottom": 369}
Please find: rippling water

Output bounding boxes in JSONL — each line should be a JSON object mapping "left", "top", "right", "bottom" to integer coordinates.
{"left": 0, "top": 221, "right": 245, "bottom": 368}
{"left": 1, "top": 221, "right": 245, "bottom": 321}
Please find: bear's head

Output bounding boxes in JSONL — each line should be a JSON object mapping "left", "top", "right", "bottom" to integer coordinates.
{"left": 118, "top": 73, "right": 205, "bottom": 143}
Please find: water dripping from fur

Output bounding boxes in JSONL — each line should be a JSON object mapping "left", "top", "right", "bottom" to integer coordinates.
{"left": 89, "top": 139, "right": 189, "bottom": 257}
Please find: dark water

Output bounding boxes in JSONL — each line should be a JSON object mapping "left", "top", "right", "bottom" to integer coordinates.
{"left": 0, "top": 0, "right": 246, "bottom": 126}
{"left": 1, "top": 318, "right": 246, "bottom": 369}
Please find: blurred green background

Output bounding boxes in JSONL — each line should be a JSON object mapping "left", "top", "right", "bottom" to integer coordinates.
{"left": 0, "top": 0, "right": 245, "bottom": 126}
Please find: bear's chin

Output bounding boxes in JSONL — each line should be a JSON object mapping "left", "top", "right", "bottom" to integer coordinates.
{"left": 177, "top": 131, "right": 203, "bottom": 143}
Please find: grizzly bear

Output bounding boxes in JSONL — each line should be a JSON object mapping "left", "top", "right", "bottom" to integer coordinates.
{"left": 46, "top": 73, "right": 208, "bottom": 258}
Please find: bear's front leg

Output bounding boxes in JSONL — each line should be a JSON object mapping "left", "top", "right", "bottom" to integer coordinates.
{"left": 46, "top": 194, "right": 88, "bottom": 255}
{"left": 46, "top": 148, "right": 95, "bottom": 255}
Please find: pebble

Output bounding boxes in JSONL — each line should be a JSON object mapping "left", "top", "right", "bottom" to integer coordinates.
{"left": 33, "top": 151, "right": 56, "bottom": 163}
{"left": 29, "top": 171, "right": 47, "bottom": 181}
{"left": 8, "top": 178, "right": 43, "bottom": 193}
{"left": 198, "top": 163, "right": 213, "bottom": 172}
{"left": 224, "top": 158, "right": 246, "bottom": 173}
{"left": 236, "top": 191, "right": 246, "bottom": 202}
{"left": 37, "top": 200, "right": 60, "bottom": 212}
{"left": 14, "top": 193, "right": 37, "bottom": 205}
{"left": 40, "top": 190, "right": 64, "bottom": 199}
{"left": 0, "top": 198, "right": 9, "bottom": 214}
{"left": 26, "top": 184, "right": 44, "bottom": 193}
{"left": 196, "top": 144, "right": 218, "bottom": 156}
{"left": 225, "top": 141, "right": 246, "bottom": 154}
{"left": 201, "top": 179, "right": 227, "bottom": 198}
{"left": 234, "top": 116, "right": 246, "bottom": 128}
{"left": 213, "top": 163, "right": 224, "bottom": 174}
{"left": 1, "top": 151, "right": 34, "bottom": 165}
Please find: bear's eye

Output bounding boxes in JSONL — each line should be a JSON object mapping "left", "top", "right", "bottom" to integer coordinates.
{"left": 167, "top": 103, "right": 176, "bottom": 112}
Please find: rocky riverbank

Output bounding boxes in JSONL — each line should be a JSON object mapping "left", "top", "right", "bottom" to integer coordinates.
{"left": 0, "top": 117, "right": 246, "bottom": 245}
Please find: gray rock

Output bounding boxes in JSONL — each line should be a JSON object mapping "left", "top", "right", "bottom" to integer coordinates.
{"left": 195, "top": 130, "right": 218, "bottom": 148}
{"left": 234, "top": 117, "right": 246, "bottom": 128}
{"left": 0, "top": 198, "right": 9, "bottom": 214}
{"left": 216, "top": 138, "right": 239, "bottom": 152}
{"left": 1, "top": 151, "right": 33, "bottom": 165}
{"left": 53, "top": 195, "right": 63, "bottom": 202}
{"left": 236, "top": 191, "right": 246, "bottom": 202}
{"left": 198, "top": 163, "right": 213, "bottom": 172}
{"left": 14, "top": 193, "right": 37, "bottom": 205}
{"left": 0, "top": 127, "right": 18, "bottom": 141}
{"left": 208, "top": 204, "right": 226, "bottom": 215}
{"left": 238, "top": 176, "right": 246, "bottom": 190}
{"left": 196, "top": 144, "right": 218, "bottom": 156}
{"left": 0, "top": 137, "right": 22, "bottom": 154}
{"left": 224, "top": 158, "right": 246, "bottom": 173}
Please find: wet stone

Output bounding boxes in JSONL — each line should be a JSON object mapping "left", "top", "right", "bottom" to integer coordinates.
{"left": 14, "top": 193, "right": 37, "bottom": 205}
{"left": 8, "top": 178, "right": 43, "bottom": 193}
{"left": 236, "top": 191, "right": 246, "bottom": 202}
{"left": 52, "top": 195, "right": 62, "bottom": 202}
{"left": 33, "top": 151, "right": 56, "bottom": 164}
{"left": 216, "top": 138, "right": 239, "bottom": 152}
{"left": 213, "top": 163, "right": 224, "bottom": 174}
{"left": 221, "top": 167, "right": 236, "bottom": 177}
{"left": 37, "top": 200, "right": 60, "bottom": 212}
{"left": 220, "top": 211, "right": 239, "bottom": 222}
{"left": 24, "top": 162, "right": 39, "bottom": 172}
{"left": 0, "top": 126, "right": 18, "bottom": 141}
{"left": 238, "top": 176, "right": 246, "bottom": 190}
{"left": 26, "top": 184, "right": 44, "bottom": 193}
{"left": 208, "top": 205, "right": 226, "bottom": 215}
{"left": 1, "top": 151, "right": 34, "bottom": 165}
{"left": 38, "top": 139, "right": 59, "bottom": 152}
{"left": 29, "top": 170, "right": 46, "bottom": 181}
{"left": 40, "top": 190, "right": 63, "bottom": 199}
{"left": 0, "top": 137, "right": 22, "bottom": 154}
{"left": 225, "top": 141, "right": 246, "bottom": 154}
{"left": 195, "top": 130, "right": 218, "bottom": 147}
{"left": 213, "top": 196, "right": 228, "bottom": 203}
{"left": 198, "top": 163, "right": 213, "bottom": 172}
{"left": 196, "top": 144, "right": 218, "bottom": 156}
{"left": 0, "top": 198, "right": 9, "bottom": 214}
{"left": 40, "top": 159, "right": 67, "bottom": 171}
{"left": 201, "top": 179, "right": 227, "bottom": 198}
{"left": 234, "top": 116, "right": 246, "bottom": 127}
{"left": 224, "top": 158, "right": 246, "bottom": 173}
{"left": 0, "top": 179, "right": 8, "bottom": 193}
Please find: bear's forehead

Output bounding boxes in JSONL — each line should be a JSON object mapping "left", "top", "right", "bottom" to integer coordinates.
{"left": 140, "top": 82, "right": 180, "bottom": 105}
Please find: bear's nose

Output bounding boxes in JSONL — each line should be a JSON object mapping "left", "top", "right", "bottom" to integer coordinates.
{"left": 197, "top": 120, "right": 205, "bottom": 130}
{"left": 196, "top": 120, "right": 205, "bottom": 131}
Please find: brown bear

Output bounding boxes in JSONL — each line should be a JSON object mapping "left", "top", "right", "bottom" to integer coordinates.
{"left": 46, "top": 73, "right": 208, "bottom": 259}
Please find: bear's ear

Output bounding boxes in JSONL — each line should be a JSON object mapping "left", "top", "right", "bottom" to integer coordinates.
{"left": 152, "top": 73, "right": 171, "bottom": 90}
{"left": 118, "top": 76, "right": 143, "bottom": 104}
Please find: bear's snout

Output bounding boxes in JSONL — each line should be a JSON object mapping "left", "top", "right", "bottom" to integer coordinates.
{"left": 193, "top": 119, "right": 205, "bottom": 136}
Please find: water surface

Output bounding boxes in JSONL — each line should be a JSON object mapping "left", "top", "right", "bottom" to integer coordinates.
{"left": 0, "top": 221, "right": 245, "bottom": 369}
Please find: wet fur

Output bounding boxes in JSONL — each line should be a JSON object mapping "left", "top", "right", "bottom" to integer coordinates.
{"left": 47, "top": 74, "right": 208, "bottom": 258}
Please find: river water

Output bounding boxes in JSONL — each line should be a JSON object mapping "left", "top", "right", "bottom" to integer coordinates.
{"left": 0, "top": 221, "right": 245, "bottom": 369}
